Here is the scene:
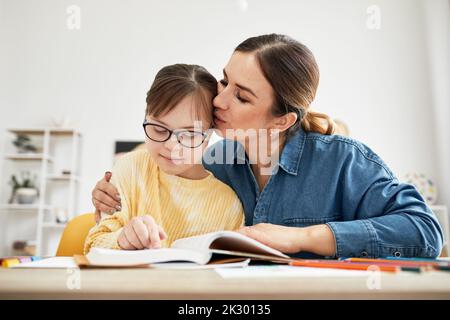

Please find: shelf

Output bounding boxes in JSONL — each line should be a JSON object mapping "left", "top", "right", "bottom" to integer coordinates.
{"left": 8, "top": 128, "right": 81, "bottom": 136}
{"left": 2, "top": 127, "right": 82, "bottom": 257}
{"left": 47, "top": 174, "right": 80, "bottom": 182}
{"left": 0, "top": 204, "right": 53, "bottom": 212}
{"left": 8, "top": 128, "right": 47, "bottom": 135}
{"left": 4, "top": 153, "right": 53, "bottom": 162}
{"left": 42, "top": 222, "right": 67, "bottom": 229}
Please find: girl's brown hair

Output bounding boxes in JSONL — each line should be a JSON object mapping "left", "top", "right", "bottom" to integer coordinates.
{"left": 235, "top": 34, "right": 336, "bottom": 136}
{"left": 145, "top": 64, "right": 217, "bottom": 125}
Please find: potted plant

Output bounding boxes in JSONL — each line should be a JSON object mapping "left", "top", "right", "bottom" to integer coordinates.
{"left": 8, "top": 171, "right": 39, "bottom": 204}
{"left": 12, "top": 134, "right": 38, "bottom": 153}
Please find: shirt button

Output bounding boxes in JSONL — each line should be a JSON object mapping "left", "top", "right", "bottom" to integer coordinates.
{"left": 361, "top": 251, "right": 368, "bottom": 257}
{"left": 394, "top": 251, "right": 402, "bottom": 257}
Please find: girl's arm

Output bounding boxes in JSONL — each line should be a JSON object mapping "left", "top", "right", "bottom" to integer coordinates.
{"left": 84, "top": 211, "right": 126, "bottom": 253}
{"left": 88, "top": 151, "right": 166, "bottom": 253}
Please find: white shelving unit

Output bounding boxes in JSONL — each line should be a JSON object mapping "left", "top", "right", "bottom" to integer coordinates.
{"left": 430, "top": 205, "right": 450, "bottom": 257}
{"left": 0, "top": 204, "right": 54, "bottom": 211}
{"left": 0, "top": 128, "right": 82, "bottom": 256}
{"left": 4, "top": 154, "right": 54, "bottom": 162}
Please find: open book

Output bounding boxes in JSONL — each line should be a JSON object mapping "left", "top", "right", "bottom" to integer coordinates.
{"left": 80, "top": 231, "right": 292, "bottom": 267}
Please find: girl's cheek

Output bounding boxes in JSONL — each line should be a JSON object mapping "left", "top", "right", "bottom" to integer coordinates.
{"left": 146, "top": 141, "right": 161, "bottom": 157}
{"left": 193, "top": 147, "right": 205, "bottom": 164}
{"left": 145, "top": 141, "right": 152, "bottom": 152}
{"left": 178, "top": 148, "right": 191, "bottom": 165}
{"left": 177, "top": 146, "right": 201, "bottom": 165}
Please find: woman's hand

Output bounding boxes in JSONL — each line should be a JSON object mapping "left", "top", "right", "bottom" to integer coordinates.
{"left": 237, "top": 223, "right": 303, "bottom": 253}
{"left": 92, "top": 172, "right": 122, "bottom": 223}
{"left": 236, "top": 223, "right": 336, "bottom": 256}
{"left": 118, "top": 215, "right": 167, "bottom": 250}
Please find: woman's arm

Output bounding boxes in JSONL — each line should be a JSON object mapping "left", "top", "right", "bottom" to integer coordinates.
{"left": 239, "top": 147, "right": 444, "bottom": 259}
{"left": 92, "top": 172, "right": 122, "bottom": 222}
{"left": 237, "top": 223, "right": 336, "bottom": 256}
{"left": 86, "top": 165, "right": 130, "bottom": 253}
{"left": 325, "top": 177, "right": 444, "bottom": 258}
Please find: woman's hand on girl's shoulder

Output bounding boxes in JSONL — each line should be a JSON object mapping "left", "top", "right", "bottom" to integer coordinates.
{"left": 92, "top": 171, "right": 122, "bottom": 223}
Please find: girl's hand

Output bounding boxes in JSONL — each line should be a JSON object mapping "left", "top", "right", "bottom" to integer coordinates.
{"left": 92, "top": 171, "right": 122, "bottom": 223}
{"left": 118, "top": 215, "right": 167, "bottom": 250}
{"left": 236, "top": 223, "right": 336, "bottom": 256}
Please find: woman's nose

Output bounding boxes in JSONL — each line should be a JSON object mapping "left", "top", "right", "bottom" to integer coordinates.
{"left": 213, "top": 90, "right": 229, "bottom": 110}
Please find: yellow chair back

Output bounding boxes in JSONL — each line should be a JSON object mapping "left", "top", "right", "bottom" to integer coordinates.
{"left": 56, "top": 213, "right": 96, "bottom": 256}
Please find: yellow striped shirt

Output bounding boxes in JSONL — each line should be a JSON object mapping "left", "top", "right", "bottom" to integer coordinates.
{"left": 84, "top": 149, "right": 244, "bottom": 253}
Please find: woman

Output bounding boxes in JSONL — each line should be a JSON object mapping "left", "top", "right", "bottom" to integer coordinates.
{"left": 92, "top": 34, "right": 443, "bottom": 259}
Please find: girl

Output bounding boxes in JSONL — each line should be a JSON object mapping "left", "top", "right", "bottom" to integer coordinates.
{"left": 84, "top": 64, "right": 244, "bottom": 253}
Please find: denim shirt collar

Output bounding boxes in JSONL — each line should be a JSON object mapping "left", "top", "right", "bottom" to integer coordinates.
{"left": 278, "top": 128, "right": 306, "bottom": 175}
{"left": 233, "top": 128, "right": 306, "bottom": 176}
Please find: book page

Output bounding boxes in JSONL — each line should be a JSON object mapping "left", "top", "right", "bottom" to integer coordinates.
{"left": 150, "top": 259, "right": 251, "bottom": 270}
{"left": 172, "top": 231, "right": 289, "bottom": 259}
{"left": 210, "top": 249, "right": 291, "bottom": 263}
{"left": 171, "top": 232, "right": 225, "bottom": 251}
{"left": 86, "top": 247, "right": 210, "bottom": 266}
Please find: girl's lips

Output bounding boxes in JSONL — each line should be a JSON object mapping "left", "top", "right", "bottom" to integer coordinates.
{"left": 160, "top": 154, "right": 183, "bottom": 162}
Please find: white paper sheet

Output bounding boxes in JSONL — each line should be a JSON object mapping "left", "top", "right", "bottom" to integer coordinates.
{"left": 11, "top": 257, "right": 79, "bottom": 269}
{"left": 10, "top": 256, "right": 250, "bottom": 270}
{"left": 215, "top": 265, "right": 371, "bottom": 278}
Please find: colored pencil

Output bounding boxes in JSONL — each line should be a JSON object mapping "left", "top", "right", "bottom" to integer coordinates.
{"left": 343, "top": 257, "right": 450, "bottom": 267}
{"left": 289, "top": 260, "right": 400, "bottom": 273}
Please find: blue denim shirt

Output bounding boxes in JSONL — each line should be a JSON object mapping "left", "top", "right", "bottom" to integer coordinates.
{"left": 203, "top": 128, "right": 443, "bottom": 259}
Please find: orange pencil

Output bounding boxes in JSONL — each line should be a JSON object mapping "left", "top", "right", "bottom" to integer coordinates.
{"left": 343, "top": 257, "right": 449, "bottom": 267}
{"left": 289, "top": 260, "right": 399, "bottom": 273}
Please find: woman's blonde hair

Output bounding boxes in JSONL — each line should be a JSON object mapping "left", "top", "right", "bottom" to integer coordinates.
{"left": 235, "top": 34, "right": 336, "bottom": 136}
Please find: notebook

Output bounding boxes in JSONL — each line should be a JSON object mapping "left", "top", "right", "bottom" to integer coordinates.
{"left": 77, "top": 230, "right": 292, "bottom": 267}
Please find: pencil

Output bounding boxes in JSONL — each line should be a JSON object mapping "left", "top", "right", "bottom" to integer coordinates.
{"left": 434, "top": 266, "right": 450, "bottom": 272}
{"left": 289, "top": 260, "right": 399, "bottom": 273}
{"left": 343, "top": 257, "right": 450, "bottom": 267}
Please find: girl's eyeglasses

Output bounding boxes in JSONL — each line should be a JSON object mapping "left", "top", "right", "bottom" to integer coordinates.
{"left": 143, "top": 120, "right": 210, "bottom": 148}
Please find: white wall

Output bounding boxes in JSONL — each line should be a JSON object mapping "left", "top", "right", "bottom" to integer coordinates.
{"left": 0, "top": 0, "right": 448, "bottom": 215}
{"left": 422, "top": 0, "right": 450, "bottom": 212}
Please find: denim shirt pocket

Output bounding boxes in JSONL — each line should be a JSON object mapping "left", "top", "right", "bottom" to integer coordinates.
{"left": 282, "top": 215, "right": 341, "bottom": 227}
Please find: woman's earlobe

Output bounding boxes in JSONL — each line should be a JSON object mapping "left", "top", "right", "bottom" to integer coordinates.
{"left": 273, "top": 112, "right": 298, "bottom": 132}
{"left": 287, "top": 111, "right": 299, "bottom": 127}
